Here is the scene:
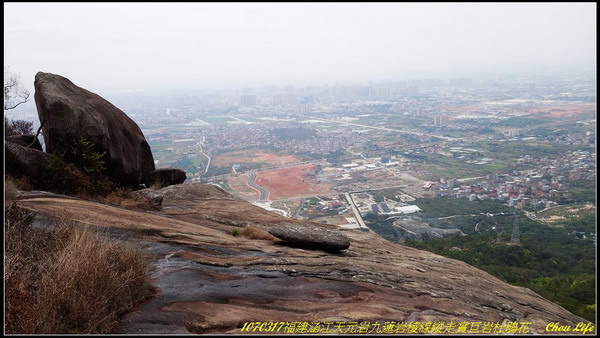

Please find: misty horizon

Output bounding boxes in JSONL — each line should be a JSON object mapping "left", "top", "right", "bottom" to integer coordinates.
{"left": 4, "top": 3, "right": 597, "bottom": 92}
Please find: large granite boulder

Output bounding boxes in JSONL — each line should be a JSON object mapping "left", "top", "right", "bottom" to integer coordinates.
{"left": 269, "top": 222, "right": 351, "bottom": 251}
{"left": 5, "top": 142, "right": 62, "bottom": 187}
{"left": 5, "top": 134, "right": 43, "bottom": 151}
{"left": 146, "top": 168, "right": 187, "bottom": 188}
{"left": 34, "top": 72, "right": 155, "bottom": 186}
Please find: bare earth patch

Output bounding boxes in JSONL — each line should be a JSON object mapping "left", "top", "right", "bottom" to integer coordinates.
{"left": 528, "top": 103, "right": 596, "bottom": 117}
{"left": 255, "top": 165, "right": 332, "bottom": 200}
{"left": 212, "top": 150, "right": 302, "bottom": 167}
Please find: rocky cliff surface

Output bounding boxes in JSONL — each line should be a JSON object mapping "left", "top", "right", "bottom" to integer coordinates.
{"left": 17, "top": 183, "right": 589, "bottom": 334}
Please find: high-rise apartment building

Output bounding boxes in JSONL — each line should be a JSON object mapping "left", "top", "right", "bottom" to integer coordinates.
{"left": 239, "top": 95, "right": 257, "bottom": 106}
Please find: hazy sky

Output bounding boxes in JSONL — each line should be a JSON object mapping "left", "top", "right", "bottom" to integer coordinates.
{"left": 4, "top": 2, "right": 597, "bottom": 91}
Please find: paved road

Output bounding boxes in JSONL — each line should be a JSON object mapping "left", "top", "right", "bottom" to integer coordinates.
{"left": 230, "top": 116, "right": 254, "bottom": 124}
{"left": 199, "top": 143, "right": 211, "bottom": 175}
{"left": 344, "top": 192, "right": 375, "bottom": 233}
{"left": 457, "top": 176, "right": 485, "bottom": 182}
{"left": 437, "top": 212, "right": 509, "bottom": 220}
{"left": 246, "top": 172, "right": 270, "bottom": 201}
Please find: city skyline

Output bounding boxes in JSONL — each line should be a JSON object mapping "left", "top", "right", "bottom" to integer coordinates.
{"left": 4, "top": 3, "right": 596, "bottom": 92}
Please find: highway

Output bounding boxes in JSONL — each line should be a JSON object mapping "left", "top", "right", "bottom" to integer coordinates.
{"left": 246, "top": 172, "right": 270, "bottom": 201}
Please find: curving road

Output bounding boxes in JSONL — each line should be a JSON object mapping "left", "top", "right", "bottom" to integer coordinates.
{"left": 198, "top": 142, "right": 211, "bottom": 175}
{"left": 246, "top": 172, "right": 270, "bottom": 201}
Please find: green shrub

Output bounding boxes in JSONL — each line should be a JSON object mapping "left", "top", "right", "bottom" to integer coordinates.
{"left": 41, "top": 140, "right": 113, "bottom": 197}
{"left": 53, "top": 136, "right": 107, "bottom": 174}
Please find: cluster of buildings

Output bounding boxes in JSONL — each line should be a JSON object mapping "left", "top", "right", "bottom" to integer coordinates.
{"left": 433, "top": 149, "right": 596, "bottom": 210}
{"left": 129, "top": 75, "right": 595, "bottom": 196}
{"left": 269, "top": 129, "right": 364, "bottom": 155}
{"left": 371, "top": 203, "right": 421, "bottom": 215}
{"left": 350, "top": 192, "right": 421, "bottom": 217}
{"left": 197, "top": 121, "right": 371, "bottom": 155}
{"left": 542, "top": 129, "right": 595, "bottom": 146}
{"left": 297, "top": 195, "right": 350, "bottom": 220}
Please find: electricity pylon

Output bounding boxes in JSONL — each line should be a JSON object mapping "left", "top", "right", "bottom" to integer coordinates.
{"left": 511, "top": 212, "right": 521, "bottom": 245}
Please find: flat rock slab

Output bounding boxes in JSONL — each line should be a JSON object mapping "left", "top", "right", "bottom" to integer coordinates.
{"left": 269, "top": 223, "right": 350, "bottom": 251}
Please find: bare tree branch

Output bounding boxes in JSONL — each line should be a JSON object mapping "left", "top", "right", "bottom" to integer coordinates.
{"left": 4, "top": 96, "right": 30, "bottom": 110}
{"left": 4, "top": 68, "right": 30, "bottom": 110}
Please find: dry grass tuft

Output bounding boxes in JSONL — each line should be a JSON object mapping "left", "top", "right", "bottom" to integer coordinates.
{"left": 4, "top": 202, "right": 153, "bottom": 334}
{"left": 240, "top": 227, "right": 277, "bottom": 240}
{"left": 5, "top": 176, "right": 19, "bottom": 201}
{"left": 61, "top": 164, "right": 96, "bottom": 198}
{"left": 13, "top": 175, "right": 33, "bottom": 191}
{"left": 102, "top": 187, "right": 161, "bottom": 211}
{"left": 5, "top": 175, "right": 33, "bottom": 200}
{"left": 150, "top": 181, "right": 165, "bottom": 190}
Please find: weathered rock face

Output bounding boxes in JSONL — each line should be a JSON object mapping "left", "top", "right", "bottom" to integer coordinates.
{"left": 5, "top": 142, "right": 61, "bottom": 186}
{"left": 5, "top": 134, "right": 43, "bottom": 152}
{"left": 132, "top": 188, "right": 164, "bottom": 206}
{"left": 34, "top": 72, "right": 155, "bottom": 186}
{"left": 269, "top": 222, "right": 351, "bottom": 251}
{"left": 18, "top": 183, "right": 592, "bottom": 334}
{"left": 146, "top": 168, "right": 187, "bottom": 188}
